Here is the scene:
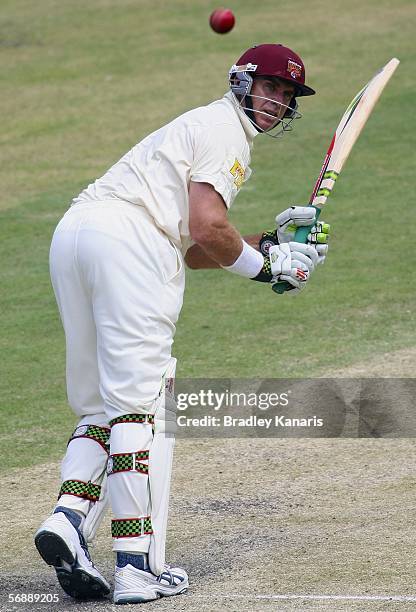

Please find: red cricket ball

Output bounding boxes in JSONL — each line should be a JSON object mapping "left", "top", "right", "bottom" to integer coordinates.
{"left": 209, "top": 8, "right": 235, "bottom": 34}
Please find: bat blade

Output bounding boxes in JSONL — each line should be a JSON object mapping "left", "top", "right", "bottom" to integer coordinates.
{"left": 272, "top": 57, "right": 400, "bottom": 294}
{"left": 310, "top": 57, "right": 400, "bottom": 213}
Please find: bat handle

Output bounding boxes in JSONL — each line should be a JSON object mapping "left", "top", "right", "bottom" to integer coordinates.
{"left": 271, "top": 207, "right": 321, "bottom": 295}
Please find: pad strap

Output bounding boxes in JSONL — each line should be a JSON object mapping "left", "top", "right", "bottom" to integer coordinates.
{"left": 58, "top": 479, "right": 101, "bottom": 502}
{"left": 68, "top": 424, "right": 110, "bottom": 453}
{"left": 107, "top": 451, "right": 149, "bottom": 476}
{"left": 111, "top": 516, "right": 153, "bottom": 538}
{"left": 110, "top": 414, "right": 155, "bottom": 427}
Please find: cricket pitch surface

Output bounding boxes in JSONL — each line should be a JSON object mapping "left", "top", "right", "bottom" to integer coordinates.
{"left": 2, "top": 348, "right": 416, "bottom": 611}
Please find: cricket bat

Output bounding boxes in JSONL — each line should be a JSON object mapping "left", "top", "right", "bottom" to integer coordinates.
{"left": 272, "top": 57, "right": 400, "bottom": 294}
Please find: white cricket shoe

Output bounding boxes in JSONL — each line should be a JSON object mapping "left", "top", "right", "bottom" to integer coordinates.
{"left": 34, "top": 508, "right": 110, "bottom": 600}
{"left": 113, "top": 555, "right": 188, "bottom": 604}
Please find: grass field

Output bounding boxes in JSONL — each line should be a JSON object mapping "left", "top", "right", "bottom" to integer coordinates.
{"left": 1, "top": 0, "right": 414, "bottom": 469}
{"left": 1, "top": 1, "right": 415, "bottom": 609}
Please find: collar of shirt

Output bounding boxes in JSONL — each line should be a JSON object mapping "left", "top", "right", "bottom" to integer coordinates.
{"left": 223, "top": 91, "right": 259, "bottom": 142}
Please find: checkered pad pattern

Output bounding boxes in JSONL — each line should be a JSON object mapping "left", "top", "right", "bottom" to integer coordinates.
{"left": 58, "top": 479, "right": 101, "bottom": 502}
{"left": 109, "top": 414, "right": 155, "bottom": 427}
{"left": 108, "top": 451, "right": 149, "bottom": 475}
{"left": 111, "top": 516, "right": 153, "bottom": 538}
{"left": 68, "top": 424, "right": 110, "bottom": 453}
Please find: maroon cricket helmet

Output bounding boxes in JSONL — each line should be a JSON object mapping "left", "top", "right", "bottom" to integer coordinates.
{"left": 233, "top": 43, "right": 315, "bottom": 97}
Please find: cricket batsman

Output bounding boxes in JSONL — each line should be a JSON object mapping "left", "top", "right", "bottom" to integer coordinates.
{"left": 34, "top": 43, "right": 329, "bottom": 604}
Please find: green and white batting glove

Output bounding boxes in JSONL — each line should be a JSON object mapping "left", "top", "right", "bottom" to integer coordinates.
{"left": 307, "top": 221, "right": 330, "bottom": 264}
{"left": 252, "top": 242, "right": 318, "bottom": 292}
{"left": 259, "top": 206, "right": 330, "bottom": 265}
{"left": 275, "top": 206, "right": 317, "bottom": 243}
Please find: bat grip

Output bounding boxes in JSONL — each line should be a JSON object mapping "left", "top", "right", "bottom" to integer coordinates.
{"left": 271, "top": 207, "right": 321, "bottom": 294}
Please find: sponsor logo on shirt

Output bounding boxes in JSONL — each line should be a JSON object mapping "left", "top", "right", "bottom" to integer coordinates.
{"left": 229, "top": 158, "right": 245, "bottom": 189}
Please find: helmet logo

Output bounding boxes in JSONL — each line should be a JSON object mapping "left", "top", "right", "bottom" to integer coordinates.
{"left": 287, "top": 59, "right": 302, "bottom": 79}
{"left": 230, "top": 62, "right": 257, "bottom": 74}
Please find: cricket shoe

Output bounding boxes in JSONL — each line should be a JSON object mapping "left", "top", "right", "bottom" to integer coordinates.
{"left": 34, "top": 506, "right": 110, "bottom": 600}
{"left": 113, "top": 552, "right": 188, "bottom": 604}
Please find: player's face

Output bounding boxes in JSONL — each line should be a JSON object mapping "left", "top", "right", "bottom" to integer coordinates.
{"left": 250, "top": 77, "right": 296, "bottom": 131}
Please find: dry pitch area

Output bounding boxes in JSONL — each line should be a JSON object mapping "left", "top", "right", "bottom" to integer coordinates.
{"left": 2, "top": 348, "right": 415, "bottom": 612}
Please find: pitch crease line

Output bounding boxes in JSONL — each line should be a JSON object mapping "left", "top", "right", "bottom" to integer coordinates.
{"left": 193, "top": 593, "right": 416, "bottom": 603}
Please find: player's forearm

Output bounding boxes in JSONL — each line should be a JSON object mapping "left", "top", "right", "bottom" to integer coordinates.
{"left": 185, "top": 244, "right": 221, "bottom": 269}
{"left": 190, "top": 220, "right": 242, "bottom": 267}
{"left": 242, "top": 234, "right": 263, "bottom": 250}
{"left": 185, "top": 232, "right": 262, "bottom": 270}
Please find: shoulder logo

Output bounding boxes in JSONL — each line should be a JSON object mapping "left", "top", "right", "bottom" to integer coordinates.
{"left": 229, "top": 158, "right": 245, "bottom": 189}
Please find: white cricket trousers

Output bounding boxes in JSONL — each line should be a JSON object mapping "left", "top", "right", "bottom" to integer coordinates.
{"left": 49, "top": 200, "right": 185, "bottom": 553}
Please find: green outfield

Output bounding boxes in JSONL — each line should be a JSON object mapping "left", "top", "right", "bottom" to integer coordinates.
{"left": 1, "top": 0, "right": 414, "bottom": 470}
{"left": 2, "top": 3, "right": 416, "bottom": 609}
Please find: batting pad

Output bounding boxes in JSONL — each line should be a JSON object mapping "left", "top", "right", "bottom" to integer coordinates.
{"left": 148, "top": 357, "right": 178, "bottom": 575}
{"left": 108, "top": 357, "right": 178, "bottom": 573}
{"left": 82, "top": 471, "right": 109, "bottom": 543}
{"left": 56, "top": 415, "right": 110, "bottom": 518}
{"left": 109, "top": 415, "right": 154, "bottom": 554}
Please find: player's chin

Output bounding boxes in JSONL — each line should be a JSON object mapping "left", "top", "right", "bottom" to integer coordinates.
{"left": 257, "top": 115, "right": 280, "bottom": 132}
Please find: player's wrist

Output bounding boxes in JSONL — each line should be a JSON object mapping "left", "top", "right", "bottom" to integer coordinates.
{"left": 222, "top": 240, "right": 264, "bottom": 278}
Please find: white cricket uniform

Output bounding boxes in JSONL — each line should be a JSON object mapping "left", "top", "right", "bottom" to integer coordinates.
{"left": 50, "top": 92, "right": 258, "bottom": 556}
{"left": 71, "top": 91, "right": 257, "bottom": 256}
{"left": 52, "top": 91, "right": 258, "bottom": 421}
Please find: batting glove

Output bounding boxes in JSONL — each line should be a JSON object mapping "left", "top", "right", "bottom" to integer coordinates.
{"left": 252, "top": 242, "right": 318, "bottom": 292}
{"left": 275, "top": 206, "right": 317, "bottom": 243}
{"left": 307, "top": 221, "right": 330, "bottom": 264}
{"left": 259, "top": 206, "right": 330, "bottom": 265}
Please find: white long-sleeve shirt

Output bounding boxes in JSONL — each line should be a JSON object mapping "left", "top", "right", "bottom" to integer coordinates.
{"left": 72, "top": 92, "right": 258, "bottom": 254}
